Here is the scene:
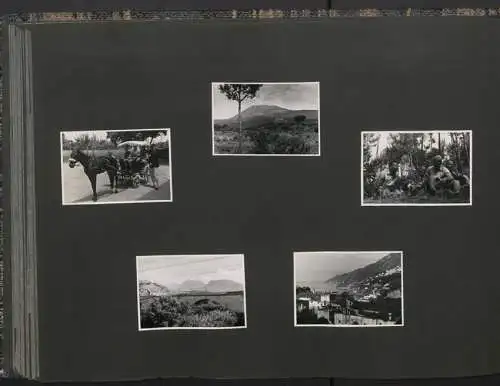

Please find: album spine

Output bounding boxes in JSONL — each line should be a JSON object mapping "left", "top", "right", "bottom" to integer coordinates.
{"left": 4, "top": 22, "right": 39, "bottom": 380}
{"left": 0, "top": 20, "right": 5, "bottom": 378}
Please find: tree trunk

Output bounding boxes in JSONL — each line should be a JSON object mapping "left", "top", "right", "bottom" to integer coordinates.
{"left": 238, "top": 101, "right": 243, "bottom": 152}
{"left": 462, "top": 133, "right": 470, "bottom": 167}
{"left": 451, "top": 134, "right": 462, "bottom": 173}
{"left": 438, "top": 133, "right": 441, "bottom": 153}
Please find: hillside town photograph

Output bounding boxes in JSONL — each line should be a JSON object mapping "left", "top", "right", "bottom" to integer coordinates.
{"left": 60, "top": 129, "right": 172, "bottom": 205}
{"left": 137, "top": 254, "right": 247, "bottom": 330}
{"left": 212, "top": 82, "right": 320, "bottom": 155}
{"left": 294, "top": 251, "right": 403, "bottom": 327}
{"left": 362, "top": 130, "right": 472, "bottom": 206}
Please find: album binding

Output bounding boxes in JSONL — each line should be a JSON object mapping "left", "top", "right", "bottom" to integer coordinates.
{"left": 3, "top": 21, "right": 39, "bottom": 379}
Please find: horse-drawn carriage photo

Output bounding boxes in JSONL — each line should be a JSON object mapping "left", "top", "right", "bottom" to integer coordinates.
{"left": 362, "top": 130, "right": 472, "bottom": 206}
{"left": 61, "top": 129, "right": 173, "bottom": 205}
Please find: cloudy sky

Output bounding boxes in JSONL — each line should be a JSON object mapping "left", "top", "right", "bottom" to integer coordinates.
{"left": 137, "top": 254, "right": 245, "bottom": 287}
{"left": 212, "top": 82, "right": 320, "bottom": 120}
{"left": 294, "top": 252, "right": 393, "bottom": 283}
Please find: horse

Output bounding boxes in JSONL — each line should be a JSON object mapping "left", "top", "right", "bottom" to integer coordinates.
{"left": 68, "top": 148, "right": 119, "bottom": 202}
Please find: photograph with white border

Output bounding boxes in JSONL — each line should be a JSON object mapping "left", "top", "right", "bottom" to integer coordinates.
{"left": 60, "top": 129, "right": 173, "bottom": 205}
{"left": 362, "top": 130, "right": 472, "bottom": 206}
{"left": 137, "top": 254, "right": 247, "bottom": 330}
{"left": 294, "top": 251, "right": 404, "bottom": 327}
{"left": 212, "top": 82, "right": 320, "bottom": 156}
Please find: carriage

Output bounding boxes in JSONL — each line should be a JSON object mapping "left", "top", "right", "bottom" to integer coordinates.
{"left": 116, "top": 157, "right": 149, "bottom": 188}
{"left": 115, "top": 140, "right": 150, "bottom": 188}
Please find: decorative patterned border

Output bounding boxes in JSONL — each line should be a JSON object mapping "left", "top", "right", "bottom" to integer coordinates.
{"left": 5, "top": 8, "right": 500, "bottom": 24}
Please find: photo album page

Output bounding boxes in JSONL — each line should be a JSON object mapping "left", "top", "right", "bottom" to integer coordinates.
{"left": 6, "top": 13, "right": 499, "bottom": 382}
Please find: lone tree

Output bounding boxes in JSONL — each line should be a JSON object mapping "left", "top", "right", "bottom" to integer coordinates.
{"left": 293, "top": 114, "right": 306, "bottom": 132}
{"left": 218, "top": 84, "right": 263, "bottom": 152}
{"left": 294, "top": 114, "right": 306, "bottom": 125}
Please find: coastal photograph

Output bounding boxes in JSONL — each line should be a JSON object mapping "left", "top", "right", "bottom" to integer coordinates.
{"left": 212, "top": 82, "right": 320, "bottom": 156}
{"left": 137, "top": 254, "right": 247, "bottom": 330}
{"left": 60, "top": 129, "right": 172, "bottom": 205}
{"left": 362, "top": 130, "right": 472, "bottom": 206}
{"left": 294, "top": 251, "right": 404, "bottom": 327}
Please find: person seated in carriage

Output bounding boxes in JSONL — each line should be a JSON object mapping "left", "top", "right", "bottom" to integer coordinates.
{"left": 129, "top": 145, "right": 140, "bottom": 160}
{"left": 122, "top": 144, "right": 138, "bottom": 172}
{"left": 130, "top": 145, "right": 147, "bottom": 168}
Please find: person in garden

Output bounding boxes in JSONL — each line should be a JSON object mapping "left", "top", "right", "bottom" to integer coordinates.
{"left": 445, "top": 159, "right": 470, "bottom": 188}
{"left": 425, "top": 155, "right": 460, "bottom": 196}
{"left": 380, "top": 161, "right": 404, "bottom": 193}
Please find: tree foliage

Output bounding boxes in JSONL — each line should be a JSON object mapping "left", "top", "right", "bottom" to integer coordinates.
{"left": 218, "top": 84, "right": 263, "bottom": 104}
{"left": 106, "top": 130, "right": 168, "bottom": 146}
{"left": 297, "top": 309, "right": 322, "bottom": 324}
{"left": 246, "top": 125, "right": 316, "bottom": 154}
{"left": 140, "top": 295, "right": 243, "bottom": 329}
{"left": 293, "top": 115, "right": 306, "bottom": 125}
{"left": 63, "top": 133, "right": 114, "bottom": 151}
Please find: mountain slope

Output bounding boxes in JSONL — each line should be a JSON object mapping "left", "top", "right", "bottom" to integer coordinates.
{"left": 326, "top": 253, "right": 402, "bottom": 288}
{"left": 138, "top": 280, "right": 170, "bottom": 296}
{"left": 205, "top": 280, "right": 243, "bottom": 293}
{"left": 214, "top": 104, "right": 318, "bottom": 130}
{"left": 177, "top": 280, "right": 206, "bottom": 292}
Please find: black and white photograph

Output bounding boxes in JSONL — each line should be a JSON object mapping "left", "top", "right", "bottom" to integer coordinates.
{"left": 137, "top": 254, "right": 247, "bottom": 330}
{"left": 362, "top": 130, "right": 472, "bottom": 206}
{"left": 294, "top": 251, "right": 403, "bottom": 327}
{"left": 60, "top": 129, "right": 172, "bottom": 205}
{"left": 212, "top": 82, "right": 320, "bottom": 156}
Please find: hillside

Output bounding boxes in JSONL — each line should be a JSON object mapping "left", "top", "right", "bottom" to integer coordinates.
{"left": 296, "top": 280, "right": 337, "bottom": 292}
{"left": 326, "top": 253, "right": 402, "bottom": 288}
{"left": 173, "top": 279, "right": 243, "bottom": 293}
{"left": 205, "top": 279, "right": 243, "bottom": 293}
{"left": 177, "top": 280, "right": 206, "bottom": 292}
{"left": 214, "top": 104, "right": 318, "bottom": 130}
{"left": 138, "top": 280, "right": 170, "bottom": 296}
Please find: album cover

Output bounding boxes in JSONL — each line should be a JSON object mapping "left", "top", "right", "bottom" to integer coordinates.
{"left": 2, "top": 10, "right": 500, "bottom": 383}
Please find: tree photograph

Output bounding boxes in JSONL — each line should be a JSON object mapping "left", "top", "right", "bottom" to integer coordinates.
{"left": 212, "top": 82, "right": 320, "bottom": 155}
{"left": 362, "top": 130, "right": 472, "bottom": 206}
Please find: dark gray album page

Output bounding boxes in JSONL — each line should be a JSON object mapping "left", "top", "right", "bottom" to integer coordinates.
{"left": 29, "top": 18, "right": 500, "bottom": 381}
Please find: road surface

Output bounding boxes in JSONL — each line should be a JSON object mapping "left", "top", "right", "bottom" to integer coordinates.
{"left": 62, "top": 161, "right": 171, "bottom": 204}
{"left": 332, "top": 313, "right": 396, "bottom": 326}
